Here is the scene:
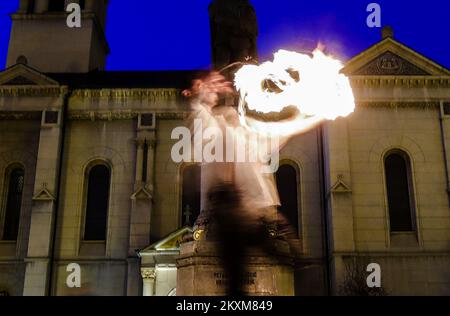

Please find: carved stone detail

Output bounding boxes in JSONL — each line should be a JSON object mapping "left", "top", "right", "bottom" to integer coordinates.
{"left": 0, "top": 87, "right": 67, "bottom": 97}
{"left": 2, "top": 76, "right": 37, "bottom": 85}
{"left": 0, "top": 111, "right": 42, "bottom": 120}
{"left": 349, "top": 77, "right": 450, "bottom": 88}
{"left": 353, "top": 51, "right": 430, "bottom": 75}
{"left": 141, "top": 267, "right": 156, "bottom": 280}
{"left": 356, "top": 101, "right": 440, "bottom": 109}
{"left": 71, "top": 88, "right": 181, "bottom": 100}
{"left": 67, "top": 111, "right": 188, "bottom": 121}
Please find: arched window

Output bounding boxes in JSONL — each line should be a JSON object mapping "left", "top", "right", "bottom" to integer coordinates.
{"left": 384, "top": 151, "right": 415, "bottom": 232}
{"left": 2, "top": 167, "right": 24, "bottom": 241}
{"left": 275, "top": 164, "right": 300, "bottom": 238}
{"left": 48, "top": 0, "right": 65, "bottom": 12}
{"left": 181, "top": 164, "right": 201, "bottom": 227}
{"left": 84, "top": 164, "right": 110, "bottom": 241}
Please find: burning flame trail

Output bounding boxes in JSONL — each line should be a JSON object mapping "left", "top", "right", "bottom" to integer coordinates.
{"left": 234, "top": 48, "right": 355, "bottom": 133}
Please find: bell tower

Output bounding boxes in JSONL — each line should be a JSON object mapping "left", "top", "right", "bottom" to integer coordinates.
{"left": 209, "top": 0, "right": 258, "bottom": 70}
{"left": 7, "top": 0, "right": 109, "bottom": 73}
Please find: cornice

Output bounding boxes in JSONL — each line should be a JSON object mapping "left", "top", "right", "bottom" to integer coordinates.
{"left": 71, "top": 88, "right": 181, "bottom": 100}
{"left": 67, "top": 110, "right": 188, "bottom": 121}
{"left": 349, "top": 76, "right": 450, "bottom": 88}
{"left": 0, "top": 86, "right": 67, "bottom": 97}
{"left": 356, "top": 101, "right": 440, "bottom": 108}
{"left": 0, "top": 111, "right": 41, "bottom": 120}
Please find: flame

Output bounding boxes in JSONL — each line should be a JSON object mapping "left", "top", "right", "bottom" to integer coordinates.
{"left": 234, "top": 48, "right": 355, "bottom": 124}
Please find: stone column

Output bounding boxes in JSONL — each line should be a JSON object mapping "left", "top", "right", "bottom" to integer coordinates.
{"left": 23, "top": 97, "right": 65, "bottom": 296}
{"left": 135, "top": 138, "right": 144, "bottom": 186}
{"left": 141, "top": 267, "right": 156, "bottom": 296}
{"left": 145, "top": 136, "right": 156, "bottom": 191}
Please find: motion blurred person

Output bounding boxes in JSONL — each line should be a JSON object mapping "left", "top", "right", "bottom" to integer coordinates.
{"left": 183, "top": 72, "right": 323, "bottom": 295}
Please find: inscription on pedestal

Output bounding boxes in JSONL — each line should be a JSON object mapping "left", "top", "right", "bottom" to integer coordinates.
{"left": 214, "top": 271, "right": 257, "bottom": 287}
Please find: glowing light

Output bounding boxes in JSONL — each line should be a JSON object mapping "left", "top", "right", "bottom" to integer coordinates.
{"left": 234, "top": 48, "right": 355, "bottom": 123}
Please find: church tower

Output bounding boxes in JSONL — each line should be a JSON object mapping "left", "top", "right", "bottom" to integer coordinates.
{"left": 6, "top": 0, "right": 109, "bottom": 73}
{"left": 209, "top": 0, "right": 258, "bottom": 70}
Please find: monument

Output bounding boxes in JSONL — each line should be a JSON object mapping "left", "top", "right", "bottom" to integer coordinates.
{"left": 177, "top": 239, "right": 294, "bottom": 296}
{"left": 176, "top": 1, "right": 295, "bottom": 295}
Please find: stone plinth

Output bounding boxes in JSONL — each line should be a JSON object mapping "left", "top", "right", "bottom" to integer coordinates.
{"left": 176, "top": 240, "right": 294, "bottom": 296}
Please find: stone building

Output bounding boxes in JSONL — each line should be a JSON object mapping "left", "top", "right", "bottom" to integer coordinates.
{"left": 0, "top": 0, "right": 449, "bottom": 296}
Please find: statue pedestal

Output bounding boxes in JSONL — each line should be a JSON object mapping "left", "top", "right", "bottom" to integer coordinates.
{"left": 176, "top": 240, "right": 294, "bottom": 296}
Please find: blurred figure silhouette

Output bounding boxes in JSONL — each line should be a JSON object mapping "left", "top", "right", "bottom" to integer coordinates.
{"left": 183, "top": 72, "right": 322, "bottom": 295}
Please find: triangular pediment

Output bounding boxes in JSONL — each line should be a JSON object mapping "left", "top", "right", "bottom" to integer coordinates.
{"left": 130, "top": 186, "right": 153, "bottom": 200}
{"left": 342, "top": 37, "right": 450, "bottom": 76}
{"left": 329, "top": 175, "right": 352, "bottom": 195}
{"left": 32, "top": 184, "right": 56, "bottom": 201}
{"left": 0, "top": 63, "right": 59, "bottom": 86}
{"left": 140, "top": 226, "right": 193, "bottom": 252}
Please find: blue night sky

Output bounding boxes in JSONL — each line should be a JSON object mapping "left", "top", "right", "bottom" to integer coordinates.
{"left": 0, "top": 0, "right": 449, "bottom": 71}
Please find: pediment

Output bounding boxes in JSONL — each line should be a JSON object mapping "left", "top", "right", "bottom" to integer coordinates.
{"left": 328, "top": 175, "right": 352, "bottom": 195}
{"left": 0, "top": 63, "right": 59, "bottom": 86}
{"left": 131, "top": 186, "right": 153, "bottom": 200}
{"left": 140, "top": 226, "right": 193, "bottom": 252}
{"left": 342, "top": 37, "right": 450, "bottom": 76}
{"left": 32, "top": 183, "right": 56, "bottom": 201}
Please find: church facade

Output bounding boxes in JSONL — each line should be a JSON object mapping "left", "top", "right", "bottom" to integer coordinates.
{"left": 0, "top": 0, "right": 449, "bottom": 296}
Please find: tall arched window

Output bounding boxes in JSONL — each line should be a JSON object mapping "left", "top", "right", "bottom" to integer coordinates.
{"left": 84, "top": 164, "right": 110, "bottom": 241}
{"left": 2, "top": 167, "right": 24, "bottom": 241}
{"left": 181, "top": 164, "right": 201, "bottom": 227}
{"left": 384, "top": 150, "right": 415, "bottom": 232}
{"left": 275, "top": 164, "right": 300, "bottom": 238}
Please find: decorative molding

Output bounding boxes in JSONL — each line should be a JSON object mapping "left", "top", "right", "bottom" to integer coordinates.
{"left": 141, "top": 267, "right": 156, "bottom": 280}
{"left": 156, "top": 112, "right": 188, "bottom": 120}
{"left": 0, "top": 87, "right": 67, "bottom": 97}
{"left": 0, "top": 63, "right": 60, "bottom": 86}
{"left": 71, "top": 88, "right": 181, "bottom": 100}
{"left": 329, "top": 174, "right": 352, "bottom": 195}
{"left": 0, "top": 111, "right": 42, "bottom": 120}
{"left": 2, "top": 76, "right": 37, "bottom": 85}
{"left": 68, "top": 110, "right": 136, "bottom": 121}
{"left": 131, "top": 185, "right": 153, "bottom": 200}
{"left": 67, "top": 110, "right": 188, "bottom": 121}
{"left": 341, "top": 38, "right": 450, "bottom": 76}
{"left": 349, "top": 76, "right": 450, "bottom": 88}
{"left": 356, "top": 101, "right": 440, "bottom": 109}
{"left": 32, "top": 183, "right": 56, "bottom": 201}
{"left": 353, "top": 51, "right": 430, "bottom": 76}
